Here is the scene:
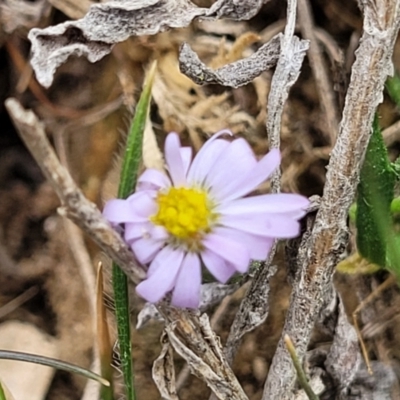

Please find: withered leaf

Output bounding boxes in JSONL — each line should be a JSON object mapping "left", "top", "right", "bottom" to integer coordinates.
{"left": 178, "top": 35, "right": 282, "bottom": 88}
{"left": 29, "top": 0, "right": 207, "bottom": 87}
{"left": 152, "top": 332, "right": 179, "bottom": 400}
{"left": 29, "top": 0, "right": 277, "bottom": 88}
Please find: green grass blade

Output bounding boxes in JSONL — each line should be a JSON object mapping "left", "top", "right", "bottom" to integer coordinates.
{"left": 112, "top": 61, "right": 156, "bottom": 400}
{"left": 0, "top": 350, "right": 109, "bottom": 387}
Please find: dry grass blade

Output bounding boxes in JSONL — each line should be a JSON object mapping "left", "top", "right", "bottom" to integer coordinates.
{"left": 47, "top": 0, "right": 93, "bottom": 19}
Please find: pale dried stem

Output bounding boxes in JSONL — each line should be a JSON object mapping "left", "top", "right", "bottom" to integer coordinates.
{"left": 0, "top": 286, "right": 39, "bottom": 319}
{"left": 177, "top": 294, "right": 233, "bottom": 392}
{"left": 267, "top": 0, "right": 298, "bottom": 193}
{"left": 62, "top": 219, "right": 97, "bottom": 317}
{"left": 297, "top": 0, "right": 340, "bottom": 144}
{"left": 4, "top": 98, "right": 146, "bottom": 285}
{"left": 382, "top": 118, "right": 400, "bottom": 145}
{"left": 263, "top": 1, "right": 400, "bottom": 398}
{"left": 158, "top": 306, "right": 249, "bottom": 400}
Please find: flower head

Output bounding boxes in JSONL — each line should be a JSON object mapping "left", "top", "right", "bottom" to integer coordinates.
{"left": 103, "top": 131, "right": 309, "bottom": 308}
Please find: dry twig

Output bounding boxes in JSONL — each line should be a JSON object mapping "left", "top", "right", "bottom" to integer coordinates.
{"left": 4, "top": 98, "right": 146, "bottom": 285}
{"left": 297, "top": 0, "right": 340, "bottom": 144}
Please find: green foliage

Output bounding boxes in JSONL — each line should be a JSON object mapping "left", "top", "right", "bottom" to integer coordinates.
{"left": 112, "top": 62, "right": 156, "bottom": 400}
{"left": 356, "top": 116, "right": 395, "bottom": 267}
{"left": 355, "top": 112, "right": 400, "bottom": 281}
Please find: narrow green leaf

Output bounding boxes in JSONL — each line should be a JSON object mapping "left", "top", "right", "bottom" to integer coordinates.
{"left": 284, "top": 335, "right": 319, "bottom": 400}
{"left": 0, "top": 350, "right": 109, "bottom": 387}
{"left": 96, "top": 264, "right": 114, "bottom": 400}
{"left": 356, "top": 116, "right": 395, "bottom": 267}
{"left": 112, "top": 61, "right": 157, "bottom": 400}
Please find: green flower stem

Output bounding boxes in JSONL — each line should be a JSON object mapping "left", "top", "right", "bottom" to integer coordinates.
{"left": 284, "top": 336, "right": 319, "bottom": 400}
{"left": 0, "top": 350, "right": 109, "bottom": 387}
{"left": 112, "top": 61, "right": 156, "bottom": 400}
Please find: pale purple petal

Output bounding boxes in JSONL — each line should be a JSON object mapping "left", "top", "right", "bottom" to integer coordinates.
{"left": 201, "top": 249, "right": 236, "bottom": 283}
{"left": 165, "top": 133, "right": 186, "bottom": 186}
{"left": 171, "top": 253, "right": 201, "bottom": 308}
{"left": 204, "top": 138, "right": 257, "bottom": 200}
{"left": 180, "top": 147, "right": 192, "bottom": 177}
{"left": 147, "top": 245, "right": 183, "bottom": 277}
{"left": 203, "top": 233, "right": 250, "bottom": 273}
{"left": 132, "top": 237, "right": 164, "bottom": 264}
{"left": 214, "top": 227, "right": 273, "bottom": 260}
{"left": 137, "top": 169, "right": 170, "bottom": 191}
{"left": 136, "top": 248, "right": 184, "bottom": 303}
{"left": 127, "top": 191, "right": 158, "bottom": 218}
{"left": 126, "top": 223, "right": 168, "bottom": 244}
{"left": 125, "top": 222, "right": 152, "bottom": 242}
{"left": 222, "top": 149, "right": 281, "bottom": 201}
{"left": 103, "top": 199, "right": 140, "bottom": 225}
{"left": 221, "top": 214, "right": 300, "bottom": 238}
{"left": 149, "top": 225, "right": 169, "bottom": 241}
{"left": 187, "top": 130, "right": 232, "bottom": 184}
{"left": 218, "top": 194, "right": 309, "bottom": 218}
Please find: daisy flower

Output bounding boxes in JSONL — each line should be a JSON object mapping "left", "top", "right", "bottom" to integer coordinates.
{"left": 103, "top": 131, "right": 309, "bottom": 308}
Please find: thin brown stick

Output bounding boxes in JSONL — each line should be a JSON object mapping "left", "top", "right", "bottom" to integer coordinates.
{"left": 382, "top": 119, "right": 400, "bottom": 145}
{"left": 352, "top": 274, "right": 397, "bottom": 375}
{"left": 5, "top": 98, "right": 145, "bottom": 285}
{"left": 297, "top": 0, "right": 340, "bottom": 144}
{"left": 0, "top": 286, "right": 39, "bottom": 319}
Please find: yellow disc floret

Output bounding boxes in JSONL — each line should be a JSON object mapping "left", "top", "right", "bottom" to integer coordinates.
{"left": 151, "top": 187, "right": 215, "bottom": 244}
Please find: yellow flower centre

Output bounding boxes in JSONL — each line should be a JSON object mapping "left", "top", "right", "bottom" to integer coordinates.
{"left": 151, "top": 187, "right": 215, "bottom": 243}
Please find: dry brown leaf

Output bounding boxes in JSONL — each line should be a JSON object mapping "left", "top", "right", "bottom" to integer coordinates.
{"left": 143, "top": 116, "right": 165, "bottom": 171}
